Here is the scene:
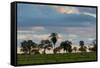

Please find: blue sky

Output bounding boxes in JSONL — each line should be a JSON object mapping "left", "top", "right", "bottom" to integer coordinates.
{"left": 17, "top": 3, "right": 96, "bottom": 47}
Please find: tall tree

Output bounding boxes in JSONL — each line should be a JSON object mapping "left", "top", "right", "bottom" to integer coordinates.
{"left": 66, "top": 41, "right": 72, "bottom": 53}
{"left": 20, "top": 40, "right": 28, "bottom": 54}
{"left": 60, "top": 40, "right": 72, "bottom": 53}
{"left": 49, "top": 33, "right": 58, "bottom": 48}
{"left": 27, "top": 40, "right": 36, "bottom": 54}
{"left": 79, "top": 40, "right": 84, "bottom": 47}
{"left": 79, "top": 40, "right": 87, "bottom": 52}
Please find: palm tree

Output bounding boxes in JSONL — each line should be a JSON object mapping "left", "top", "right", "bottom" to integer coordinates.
{"left": 49, "top": 33, "right": 58, "bottom": 48}
{"left": 79, "top": 40, "right": 84, "bottom": 47}
{"left": 79, "top": 40, "right": 87, "bottom": 52}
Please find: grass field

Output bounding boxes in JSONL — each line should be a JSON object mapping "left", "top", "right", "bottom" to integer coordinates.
{"left": 17, "top": 52, "right": 97, "bottom": 65}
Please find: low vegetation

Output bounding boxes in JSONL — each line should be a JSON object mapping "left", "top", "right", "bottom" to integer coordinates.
{"left": 17, "top": 52, "right": 97, "bottom": 65}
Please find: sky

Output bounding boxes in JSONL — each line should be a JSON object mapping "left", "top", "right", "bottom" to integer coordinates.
{"left": 17, "top": 3, "right": 96, "bottom": 47}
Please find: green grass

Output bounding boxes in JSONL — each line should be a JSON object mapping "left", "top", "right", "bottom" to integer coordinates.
{"left": 17, "top": 52, "right": 97, "bottom": 65}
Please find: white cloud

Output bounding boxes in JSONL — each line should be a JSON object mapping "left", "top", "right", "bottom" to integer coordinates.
{"left": 56, "top": 6, "right": 79, "bottom": 14}
{"left": 17, "top": 34, "right": 33, "bottom": 40}
{"left": 63, "top": 26, "right": 96, "bottom": 37}
{"left": 17, "top": 26, "right": 46, "bottom": 41}
{"left": 68, "top": 34, "right": 78, "bottom": 38}
{"left": 82, "top": 12, "right": 96, "bottom": 18}
{"left": 33, "top": 34, "right": 50, "bottom": 40}
{"left": 67, "top": 34, "right": 78, "bottom": 41}
{"left": 18, "top": 30, "right": 35, "bottom": 33}
{"left": 31, "top": 26, "right": 45, "bottom": 31}
{"left": 58, "top": 34, "right": 63, "bottom": 39}
{"left": 18, "top": 33, "right": 50, "bottom": 41}
{"left": 88, "top": 38, "right": 94, "bottom": 41}
{"left": 55, "top": 6, "right": 96, "bottom": 18}
{"left": 18, "top": 26, "right": 45, "bottom": 33}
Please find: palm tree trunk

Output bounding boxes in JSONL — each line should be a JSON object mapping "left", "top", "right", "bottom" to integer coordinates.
{"left": 29, "top": 49, "right": 31, "bottom": 55}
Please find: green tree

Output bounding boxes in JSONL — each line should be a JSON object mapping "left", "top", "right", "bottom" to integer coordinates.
{"left": 49, "top": 33, "right": 58, "bottom": 48}
{"left": 53, "top": 46, "right": 62, "bottom": 54}
{"left": 79, "top": 46, "right": 87, "bottom": 52}
{"left": 79, "top": 40, "right": 87, "bottom": 52}
{"left": 39, "top": 40, "right": 52, "bottom": 54}
{"left": 67, "top": 41, "right": 72, "bottom": 53}
{"left": 89, "top": 40, "right": 97, "bottom": 52}
{"left": 79, "top": 40, "right": 84, "bottom": 47}
{"left": 60, "top": 40, "right": 72, "bottom": 53}
{"left": 20, "top": 40, "right": 28, "bottom": 54}
{"left": 73, "top": 47, "right": 77, "bottom": 53}
{"left": 27, "top": 40, "right": 36, "bottom": 54}
{"left": 21, "top": 40, "right": 36, "bottom": 55}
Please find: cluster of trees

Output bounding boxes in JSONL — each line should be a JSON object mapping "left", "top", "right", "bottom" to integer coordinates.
{"left": 20, "top": 33, "right": 97, "bottom": 55}
{"left": 20, "top": 33, "right": 59, "bottom": 54}
{"left": 20, "top": 40, "right": 37, "bottom": 54}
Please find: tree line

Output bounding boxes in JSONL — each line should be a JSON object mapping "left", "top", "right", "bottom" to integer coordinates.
{"left": 20, "top": 33, "right": 97, "bottom": 55}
